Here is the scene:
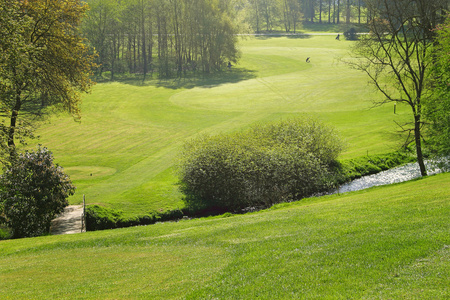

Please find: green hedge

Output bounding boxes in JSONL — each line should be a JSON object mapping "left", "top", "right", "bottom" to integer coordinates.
{"left": 85, "top": 205, "right": 186, "bottom": 231}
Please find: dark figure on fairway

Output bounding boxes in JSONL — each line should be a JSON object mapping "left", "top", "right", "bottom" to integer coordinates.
{"left": 336, "top": 34, "right": 340, "bottom": 40}
{"left": 306, "top": 57, "right": 310, "bottom": 63}
{"left": 227, "top": 62, "right": 233, "bottom": 69}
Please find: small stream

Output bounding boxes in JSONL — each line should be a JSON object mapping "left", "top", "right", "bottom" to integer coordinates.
{"left": 335, "top": 159, "right": 448, "bottom": 194}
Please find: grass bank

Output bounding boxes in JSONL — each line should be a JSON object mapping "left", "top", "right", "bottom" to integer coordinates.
{"left": 1, "top": 173, "right": 448, "bottom": 298}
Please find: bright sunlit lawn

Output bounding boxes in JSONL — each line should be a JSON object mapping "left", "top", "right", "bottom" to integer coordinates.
{"left": 33, "top": 35, "right": 410, "bottom": 217}
{"left": 0, "top": 173, "right": 448, "bottom": 299}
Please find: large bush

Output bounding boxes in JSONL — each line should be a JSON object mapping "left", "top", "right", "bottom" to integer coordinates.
{"left": 0, "top": 147, "right": 75, "bottom": 238}
{"left": 178, "top": 118, "right": 344, "bottom": 212}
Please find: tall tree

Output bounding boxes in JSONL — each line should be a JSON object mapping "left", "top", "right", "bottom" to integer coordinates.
{"left": 82, "top": 0, "right": 121, "bottom": 78}
{"left": 347, "top": 0, "right": 448, "bottom": 176}
{"left": 281, "top": 0, "right": 302, "bottom": 32}
{"left": 337, "top": 0, "right": 340, "bottom": 24}
{"left": 357, "top": 0, "right": 362, "bottom": 24}
{"left": 425, "top": 13, "right": 450, "bottom": 158}
{"left": 345, "top": 0, "right": 351, "bottom": 24}
{"left": 319, "top": 0, "right": 323, "bottom": 23}
{"left": 0, "top": 0, "right": 96, "bottom": 156}
{"left": 328, "top": 0, "right": 332, "bottom": 23}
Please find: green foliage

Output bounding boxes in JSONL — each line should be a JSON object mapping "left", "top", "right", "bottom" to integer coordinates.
{"left": 338, "top": 152, "right": 416, "bottom": 181}
{"left": 178, "top": 118, "right": 343, "bottom": 212}
{"left": 83, "top": 0, "right": 239, "bottom": 78}
{"left": 344, "top": 28, "right": 358, "bottom": 40}
{"left": 85, "top": 205, "right": 124, "bottom": 231}
{"left": 346, "top": 0, "right": 448, "bottom": 176}
{"left": 85, "top": 204, "right": 186, "bottom": 231}
{"left": 425, "top": 13, "right": 450, "bottom": 158}
{"left": 0, "top": 146, "right": 75, "bottom": 238}
{"left": 0, "top": 0, "right": 96, "bottom": 151}
{"left": 0, "top": 225, "right": 11, "bottom": 240}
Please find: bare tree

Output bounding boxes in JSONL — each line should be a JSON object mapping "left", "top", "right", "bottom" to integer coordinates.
{"left": 346, "top": 0, "right": 448, "bottom": 176}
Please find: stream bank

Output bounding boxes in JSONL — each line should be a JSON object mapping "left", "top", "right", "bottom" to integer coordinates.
{"left": 336, "top": 159, "right": 447, "bottom": 194}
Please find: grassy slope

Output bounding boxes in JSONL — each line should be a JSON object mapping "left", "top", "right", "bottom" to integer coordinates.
{"left": 34, "top": 36, "right": 410, "bottom": 217}
{"left": 1, "top": 173, "right": 448, "bottom": 299}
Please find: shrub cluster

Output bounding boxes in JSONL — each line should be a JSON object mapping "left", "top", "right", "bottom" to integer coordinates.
{"left": 0, "top": 147, "right": 75, "bottom": 238}
{"left": 344, "top": 28, "right": 359, "bottom": 40}
{"left": 178, "top": 118, "right": 344, "bottom": 212}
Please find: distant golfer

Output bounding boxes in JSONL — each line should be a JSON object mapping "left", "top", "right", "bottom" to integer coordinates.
{"left": 227, "top": 61, "right": 233, "bottom": 69}
{"left": 336, "top": 34, "right": 340, "bottom": 40}
{"left": 306, "top": 57, "right": 310, "bottom": 63}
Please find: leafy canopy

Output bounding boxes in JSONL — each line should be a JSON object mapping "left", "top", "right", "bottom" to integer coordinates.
{"left": 425, "top": 13, "right": 450, "bottom": 158}
{"left": 0, "top": 0, "right": 96, "bottom": 154}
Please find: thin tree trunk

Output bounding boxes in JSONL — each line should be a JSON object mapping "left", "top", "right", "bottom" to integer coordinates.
{"left": 358, "top": 0, "right": 361, "bottom": 24}
{"left": 328, "top": 0, "right": 331, "bottom": 23}
{"left": 414, "top": 114, "right": 427, "bottom": 176}
{"left": 333, "top": 0, "right": 336, "bottom": 23}
{"left": 319, "top": 0, "right": 322, "bottom": 23}
{"left": 346, "top": 0, "right": 350, "bottom": 24}
{"left": 141, "top": 0, "right": 147, "bottom": 80}
{"left": 337, "top": 0, "right": 340, "bottom": 24}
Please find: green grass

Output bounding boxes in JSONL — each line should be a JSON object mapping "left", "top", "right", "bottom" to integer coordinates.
{"left": 33, "top": 35, "right": 411, "bottom": 217}
{"left": 1, "top": 173, "right": 448, "bottom": 299}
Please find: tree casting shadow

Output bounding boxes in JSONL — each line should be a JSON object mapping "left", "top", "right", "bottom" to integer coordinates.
{"left": 94, "top": 67, "right": 258, "bottom": 90}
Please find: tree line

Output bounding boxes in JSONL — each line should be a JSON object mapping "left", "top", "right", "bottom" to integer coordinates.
{"left": 240, "top": 0, "right": 370, "bottom": 33}
{"left": 84, "top": 0, "right": 377, "bottom": 79}
{"left": 83, "top": 0, "right": 240, "bottom": 79}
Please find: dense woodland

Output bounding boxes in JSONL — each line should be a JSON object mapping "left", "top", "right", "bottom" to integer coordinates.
{"left": 83, "top": 0, "right": 378, "bottom": 79}
{"left": 83, "top": 0, "right": 240, "bottom": 79}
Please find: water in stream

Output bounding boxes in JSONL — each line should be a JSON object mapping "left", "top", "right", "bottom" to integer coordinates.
{"left": 336, "top": 159, "right": 448, "bottom": 194}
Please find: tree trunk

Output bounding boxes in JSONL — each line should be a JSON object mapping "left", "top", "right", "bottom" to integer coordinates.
{"left": 333, "top": 0, "right": 336, "bottom": 23}
{"left": 328, "top": 0, "right": 331, "bottom": 24}
{"left": 414, "top": 114, "right": 427, "bottom": 176}
{"left": 8, "top": 96, "right": 22, "bottom": 151}
{"left": 346, "top": 0, "right": 350, "bottom": 24}
{"left": 337, "top": 0, "right": 340, "bottom": 24}
{"left": 319, "top": 0, "right": 322, "bottom": 23}
{"left": 358, "top": 0, "right": 361, "bottom": 24}
{"left": 141, "top": 0, "right": 147, "bottom": 80}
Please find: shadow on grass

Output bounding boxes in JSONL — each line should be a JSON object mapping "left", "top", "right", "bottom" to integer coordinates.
{"left": 300, "top": 22, "right": 369, "bottom": 33}
{"left": 94, "top": 67, "right": 258, "bottom": 90}
{"left": 249, "top": 31, "right": 313, "bottom": 40}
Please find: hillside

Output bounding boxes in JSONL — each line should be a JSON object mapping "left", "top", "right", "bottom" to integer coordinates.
{"left": 33, "top": 35, "right": 410, "bottom": 217}
{"left": 1, "top": 173, "right": 448, "bottom": 298}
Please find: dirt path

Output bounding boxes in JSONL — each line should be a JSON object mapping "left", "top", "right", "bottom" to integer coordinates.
{"left": 50, "top": 205, "right": 84, "bottom": 235}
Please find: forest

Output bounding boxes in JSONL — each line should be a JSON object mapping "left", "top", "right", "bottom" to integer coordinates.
{"left": 83, "top": 0, "right": 371, "bottom": 79}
